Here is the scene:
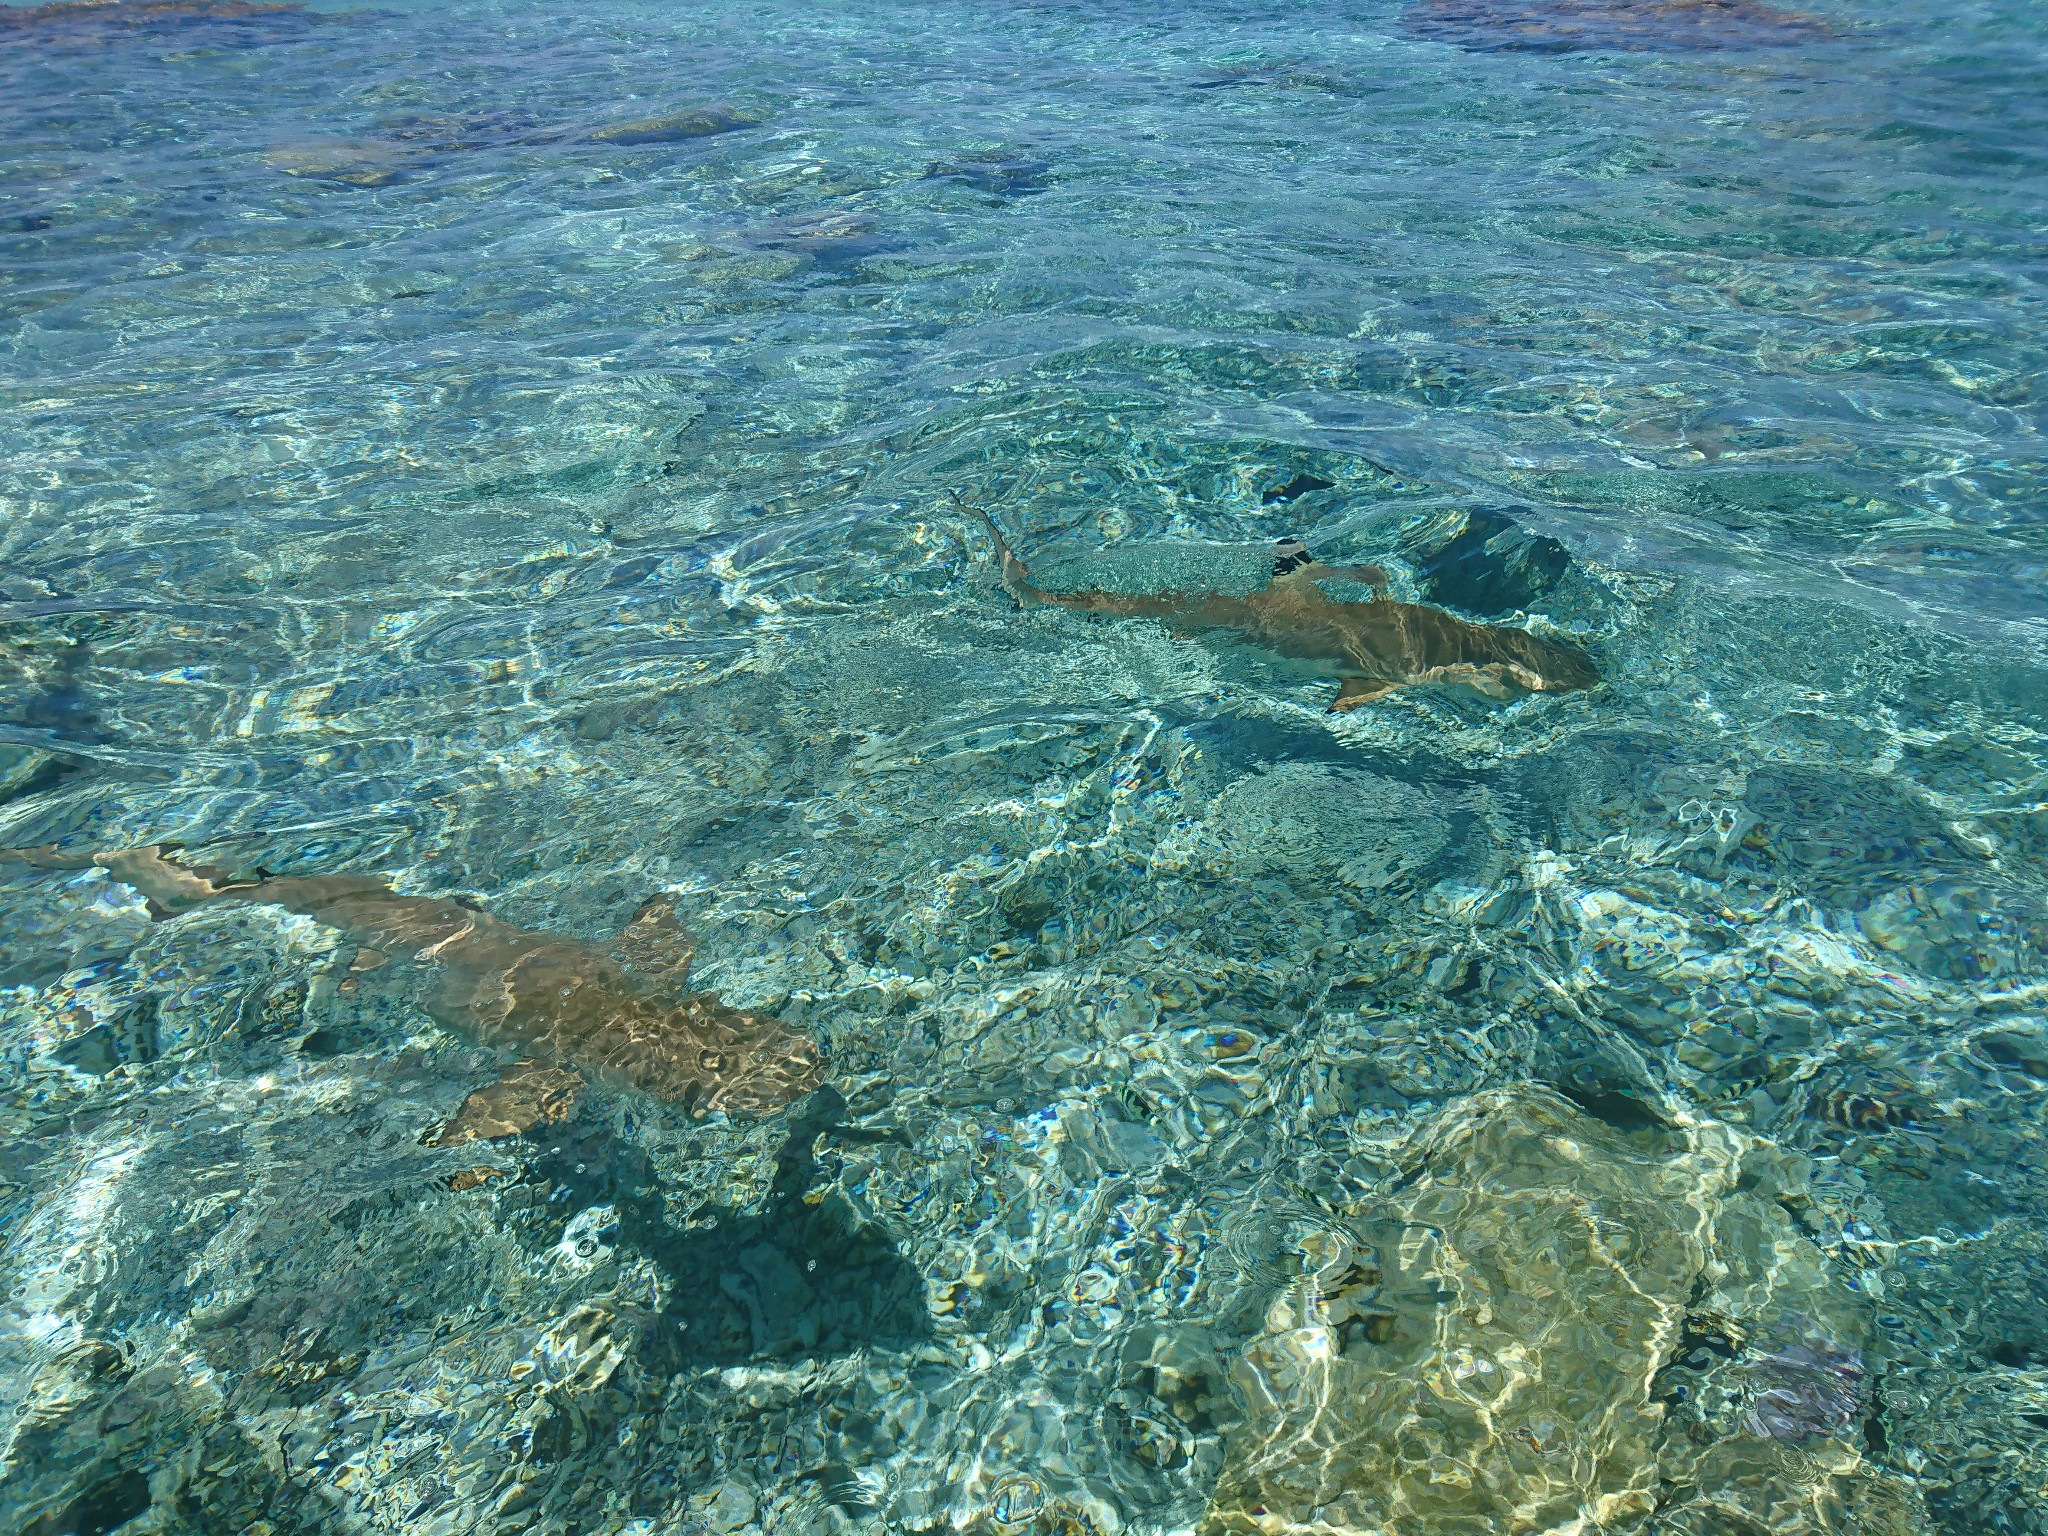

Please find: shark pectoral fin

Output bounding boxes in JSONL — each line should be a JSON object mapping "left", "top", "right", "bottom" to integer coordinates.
{"left": 1344, "top": 563, "right": 1391, "bottom": 593}
{"left": 1422, "top": 662, "right": 1518, "bottom": 700}
{"left": 1466, "top": 666, "right": 1519, "bottom": 701}
{"left": 610, "top": 892, "right": 695, "bottom": 988}
{"left": 1331, "top": 677, "right": 1402, "bottom": 713}
{"left": 430, "top": 1057, "right": 584, "bottom": 1152}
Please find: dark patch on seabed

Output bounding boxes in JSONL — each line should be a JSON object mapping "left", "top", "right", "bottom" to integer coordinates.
{"left": 1409, "top": 506, "right": 1573, "bottom": 616}
{"left": 525, "top": 1087, "right": 930, "bottom": 1368}
{"left": 0, "top": 1085, "right": 929, "bottom": 1534}
{"left": 0, "top": 632, "right": 101, "bottom": 809}
{"left": 17, "top": 1468, "right": 151, "bottom": 1536}
{"left": 1260, "top": 473, "right": 1335, "bottom": 505}
{"left": 922, "top": 150, "right": 1053, "bottom": 199}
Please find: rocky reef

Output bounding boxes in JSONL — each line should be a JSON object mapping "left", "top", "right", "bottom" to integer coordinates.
{"left": 1200, "top": 1087, "right": 1920, "bottom": 1536}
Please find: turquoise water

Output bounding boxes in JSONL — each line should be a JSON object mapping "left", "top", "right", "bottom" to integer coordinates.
{"left": 2, "top": 0, "right": 2047, "bottom": 1531}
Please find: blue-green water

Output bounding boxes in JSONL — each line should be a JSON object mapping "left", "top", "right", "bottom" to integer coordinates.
{"left": 2, "top": 0, "right": 2046, "bottom": 1531}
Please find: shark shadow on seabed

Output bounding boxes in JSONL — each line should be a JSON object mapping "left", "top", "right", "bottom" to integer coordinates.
{"left": 0, "top": 633, "right": 101, "bottom": 811}
{"left": 528, "top": 1085, "right": 933, "bottom": 1368}
{"left": 0, "top": 1095, "right": 926, "bottom": 1536}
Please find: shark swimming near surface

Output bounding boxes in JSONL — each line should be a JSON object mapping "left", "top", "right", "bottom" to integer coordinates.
{"left": 956, "top": 497, "right": 1599, "bottom": 711}
{"left": 1401, "top": 0, "right": 1821, "bottom": 52}
{"left": 6, "top": 844, "right": 827, "bottom": 1142}
{"left": 0, "top": 0, "right": 320, "bottom": 48}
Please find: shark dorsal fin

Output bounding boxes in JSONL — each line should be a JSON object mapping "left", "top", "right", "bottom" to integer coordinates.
{"left": 1272, "top": 536, "right": 1315, "bottom": 578}
{"left": 609, "top": 892, "right": 695, "bottom": 989}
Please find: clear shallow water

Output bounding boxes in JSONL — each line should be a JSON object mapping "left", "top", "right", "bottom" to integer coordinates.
{"left": 1, "top": 0, "right": 2046, "bottom": 1532}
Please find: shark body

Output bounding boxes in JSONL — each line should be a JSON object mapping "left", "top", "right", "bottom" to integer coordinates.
{"left": 960, "top": 501, "right": 1599, "bottom": 710}
{"left": 1402, "top": 0, "right": 1821, "bottom": 53}
{"left": 10, "top": 845, "right": 826, "bottom": 1132}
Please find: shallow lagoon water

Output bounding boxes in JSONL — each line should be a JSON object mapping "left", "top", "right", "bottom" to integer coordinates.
{"left": 2, "top": 0, "right": 2047, "bottom": 1532}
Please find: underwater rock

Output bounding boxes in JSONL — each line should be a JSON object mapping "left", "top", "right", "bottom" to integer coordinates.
{"left": 1261, "top": 473, "right": 1335, "bottom": 505}
{"left": 1890, "top": 1366, "right": 2048, "bottom": 1535}
{"left": 2, "top": 1347, "right": 309, "bottom": 1536}
{"left": 593, "top": 107, "right": 760, "bottom": 145}
{"left": 658, "top": 242, "right": 809, "bottom": 285}
{"left": 266, "top": 111, "right": 566, "bottom": 188}
{"left": 1121, "top": 1323, "right": 1238, "bottom": 1440}
{"left": 1411, "top": 506, "right": 1572, "bottom": 616}
{"left": 15, "top": 1468, "right": 151, "bottom": 1536}
{"left": 1402, "top": 0, "right": 1821, "bottom": 53}
{"left": 1152, "top": 760, "right": 1457, "bottom": 895}
{"left": 0, "top": 745, "right": 69, "bottom": 806}
{"left": 47, "top": 999, "right": 158, "bottom": 1077}
{"left": 1888, "top": 1214, "right": 2048, "bottom": 1375}
{"left": 1200, "top": 1086, "right": 1908, "bottom": 1536}
{"left": 266, "top": 103, "right": 757, "bottom": 189}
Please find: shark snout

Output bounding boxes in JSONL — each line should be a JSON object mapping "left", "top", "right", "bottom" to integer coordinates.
{"left": 1533, "top": 635, "right": 1601, "bottom": 691}
{"left": 1497, "top": 626, "right": 1599, "bottom": 693}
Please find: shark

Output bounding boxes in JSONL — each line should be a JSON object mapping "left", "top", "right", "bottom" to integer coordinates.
{"left": 6, "top": 844, "right": 827, "bottom": 1145}
{"left": 0, "top": 0, "right": 317, "bottom": 47}
{"left": 1401, "top": 0, "right": 1821, "bottom": 53}
{"left": 957, "top": 498, "right": 1599, "bottom": 711}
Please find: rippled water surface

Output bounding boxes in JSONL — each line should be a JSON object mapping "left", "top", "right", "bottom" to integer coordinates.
{"left": 3, "top": 0, "right": 2047, "bottom": 1531}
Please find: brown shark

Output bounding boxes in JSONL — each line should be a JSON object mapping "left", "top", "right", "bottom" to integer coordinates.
{"left": 0, "top": 0, "right": 313, "bottom": 45}
{"left": 7, "top": 845, "right": 827, "bottom": 1141}
{"left": 958, "top": 498, "right": 1599, "bottom": 711}
{"left": 1401, "top": 0, "right": 1822, "bottom": 53}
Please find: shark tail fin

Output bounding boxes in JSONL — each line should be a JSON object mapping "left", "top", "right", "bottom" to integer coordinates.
{"left": 3, "top": 843, "right": 101, "bottom": 871}
{"left": 609, "top": 891, "right": 695, "bottom": 990}
{"left": 6, "top": 842, "right": 260, "bottom": 919}
{"left": 949, "top": 491, "right": 1046, "bottom": 606}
